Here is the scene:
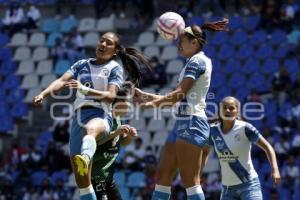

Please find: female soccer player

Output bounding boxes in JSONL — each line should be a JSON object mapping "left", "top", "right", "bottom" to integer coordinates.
{"left": 33, "top": 32, "right": 150, "bottom": 200}
{"left": 208, "top": 96, "right": 280, "bottom": 200}
{"left": 134, "top": 18, "right": 229, "bottom": 200}
{"left": 92, "top": 83, "right": 137, "bottom": 200}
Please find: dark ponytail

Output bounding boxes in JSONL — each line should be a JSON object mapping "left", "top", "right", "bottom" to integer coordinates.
{"left": 201, "top": 18, "right": 229, "bottom": 32}
{"left": 117, "top": 45, "right": 151, "bottom": 86}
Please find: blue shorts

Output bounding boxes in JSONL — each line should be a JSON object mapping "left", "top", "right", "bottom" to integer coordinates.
{"left": 69, "top": 107, "right": 113, "bottom": 156}
{"left": 166, "top": 115, "right": 209, "bottom": 148}
{"left": 221, "top": 178, "right": 262, "bottom": 200}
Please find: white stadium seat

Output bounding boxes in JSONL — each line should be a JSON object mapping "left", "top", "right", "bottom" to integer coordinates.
{"left": 14, "top": 47, "right": 31, "bottom": 61}
{"left": 166, "top": 59, "right": 183, "bottom": 75}
{"left": 135, "top": 32, "right": 155, "bottom": 46}
{"left": 83, "top": 32, "right": 99, "bottom": 47}
{"left": 36, "top": 60, "right": 53, "bottom": 75}
{"left": 40, "top": 74, "right": 57, "bottom": 88}
{"left": 96, "top": 16, "right": 115, "bottom": 32}
{"left": 28, "top": 33, "right": 46, "bottom": 46}
{"left": 78, "top": 18, "right": 96, "bottom": 32}
{"left": 24, "top": 88, "right": 41, "bottom": 103}
{"left": 21, "top": 74, "right": 39, "bottom": 89}
{"left": 147, "top": 119, "right": 165, "bottom": 132}
{"left": 32, "top": 47, "right": 49, "bottom": 61}
{"left": 161, "top": 45, "right": 178, "bottom": 61}
{"left": 155, "top": 35, "right": 172, "bottom": 46}
{"left": 143, "top": 46, "right": 159, "bottom": 58}
{"left": 16, "top": 60, "right": 35, "bottom": 75}
{"left": 9, "top": 33, "right": 27, "bottom": 46}
{"left": 152, "top": 131, "right": 168, "bottom": 146}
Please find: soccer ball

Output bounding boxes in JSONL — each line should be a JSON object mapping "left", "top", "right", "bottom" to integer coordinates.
{"left": 157, "top": 12, "right": 185, "bottom": 40}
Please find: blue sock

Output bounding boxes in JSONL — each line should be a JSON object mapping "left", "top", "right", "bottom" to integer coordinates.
{"left": 152, "top": 184, "right": 171, "bottom": 200}
{"left": 186, "top": 185, "right": 205, "bottom": 200}
{"left": 81, "top": 135, "right": 96, "bottom": 160}
{"left": 79, "top": 185, "right": 97, "bottom": 200}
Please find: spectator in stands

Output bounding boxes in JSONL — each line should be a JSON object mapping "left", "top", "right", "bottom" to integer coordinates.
{"left": 0, "top": 177, "right": 15, "bottom": 199}
{"left": 53, "top": 178, "right": 72, "bottom": 199}
{"left": 141, "top": 56, "right": 166, "bottom": 88}
{"left": 1, "top": 2, "right": 24, "bottom": 35}
{"left": 271, "top": 64, "right": 292, "bottom": 103}
{"left": 5, "top": 139, "right": 26, "bottom": 170}
{"left": 55, "top": 0, "right": 77, "bottom": 19}
{"left": 274, "top": 135, "right": 290, "bottom": 164}
{"left": 292, "top": 125, "right": 300, "bottom": 156}
{"left": 281, "top": 155, "right": 300, "bottom": 194}
{"left": 23, "top": 185, "right": 39, "bottom": 200}
{"left": 123, "top": 137, "right": 145, "bottom": 171}
{"left": 65, "top": 27, "right": 85, "bottom": 64}
{"left": 23, "top": 3, "right": 40, "bottom": 30}
{"left": 51, "top": 38, "right": 68, "bottom": 64}
{"left": 39, "top": 178, "right": 54, "bottom": 199}
{"left": 53, "top": 120, "right": 69, "bottom": 144}
{"left": 20, "top": 143, "right": 42, "bottom": 171}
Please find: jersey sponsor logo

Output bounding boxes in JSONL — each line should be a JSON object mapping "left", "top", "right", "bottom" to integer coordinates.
{"left": 219, "top": 150, "right": 239, "bottom": 162}
{"left": 100, "top": 68, "right": 110, "bottom": 76}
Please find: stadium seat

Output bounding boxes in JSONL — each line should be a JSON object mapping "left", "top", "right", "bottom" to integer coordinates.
{"left": 0, "top": 47, "right": 12, "bottom": 61}
{"left": 9, "top": 33, "right": 27, "bottom": 46}
{"left": 166, "top": 119, "right": 175, "bottom": 131}
{"left": 0, "top": 102, "right": 9, "bottom": 117}
{"left": 203, "top": 45, "right": 216, "bottom": 58}
{"left": 51, "top": 171, "right": 68, "bottom": 185}
{"left": 215, "top": 86, "right": 232, "bottom": 102}
{"left": 284, "top": 59, "right": 299, "bottom": 77}
{"left": 46, "top": 32, "right": 63, "bottom": 47}
{"left": 250, "top": 30, "right": 267, "bottom": 46}
{"left": 11, "top": 102, "right": 29, "bottom": 118}
{"left": 0, "top": 32, "right": 9, "bottom": 46}
{"left": 13, "top": 47, "right": 31, "bottom": 61}
{"left": 32, "top": 46, "right": 49, "bottom": 61}
{"left": 230, "top": 30, "right": 248, "bottom": 46}
{"left": 36, "top": 60, "right": 53, "bottom": 75}
{"left": 166, "top": 59, "right": 183, "bottom": 75}
{"left": 21, "top": 74, "right": 39, "bottom": 89}
{"left": 28, "top": 32, "right": 46, "bottom": 46}
{"left": 236, "top": 44, "right": 253, "bottom": 60}
{"left": 243, "top": 15, "right": 260, "bottom": 31}
{"left": 96, "top": 16, "right": 115, "bottom": 32}
{"left": 261, "top": 59, "right": 279, "bottom": 74}
{"left": 274, "top": 44, "right": 290, "bottom": 59}
{"left": 83, "top": 32, "right": 99, "bottom": 47}
{"left": 60, "top": 17, "right": 77, "bottom": 33}
{"left": 41, "top": 74, "right": 57, "bottom": 88}
{"left": 210, "top": 72, "right": 226, "bottom": 89}
{"left": 256, "top": 44, "right": 273, "bottom": 59}
{"left": 228, "top": 15, "right": 243, "bottom": 30}
{"left": 247, "top": 73, "right": 268, "bottom": 92}
{"left": 211, "top": 32, "right": 229, "bottom": 46}
{"left": 16, "top": 60, "right": 35, "bottom": 75}
{"left": 287, "top": 29, "right": 300, "bottom": 44}
{"left": 217, "top": 44, "right": 234, "bottom": 60}
{"left": 223, "top": 58, "right": 241, "bottom": 74}
{"left": 7, "top": 89, "right": 25, "bottom": 103}
{"left": 36, "top": 130, "right": 53, "bottom": 149}
{"left": 119, "top": 187, "right": 130, "bottom": 200}
{"left": 147, "top": 119, "right": 165, "bottom": 132}
{"left": 24, "top": 86, "right": 41, "bottom": 103}
{"left": 130, "top": 119, "right": 146, "bottom": 131}
{"left": 0, "top": 115, "right": 13, "bottom": 132}
{"left": 234, "top": 87, "right": 250, "bottom": 101}
{"left": 127, "top": 172, "right": 145, "bottom": 188}
{"left": 270, "top": 29, "right": 287, "bottom": 45}
{"left": 186, "top": 16, "right": 204, "bottom": 27}
{"left": 241, "top": 58, "right": 259, "bottom": 74}
{"left": 78, "top": 18, "right": 96, "bottom": 32}
{"left": 227, "top": 72, "right": 246, "bottom": 89}
{"left": 155, "top": 35, "right": 172, "bottom": 46}
{"left": 152, "top": 131, "right": 168, "bottom": 146}
{"left": 31, "top": 171, "right": 49, "bottom": 186}
{"left": 114, "top": 171, "right": 126, "bottom": 187}
{"left": 54, "top": 59, "right": 70, "bottom": 75}
{"left": 143, "top": 46, "right": 160, "bottom": 58}
{"left": 41, "top": 18, "right": 60, "bottom": 33}
{"left": 3, "top": 74, "right": 20, "bottom": 89}
{"left": 161, "top": 46, "right": 178, "bottom": 61}
{"left": 135, "top": 32, "right": 155, "bottom": 47}
{"left": 0, "top": 60, "right": 16, "bottom": 75}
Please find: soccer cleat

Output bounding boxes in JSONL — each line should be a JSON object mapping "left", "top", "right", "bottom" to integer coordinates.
{"left": 74, "top": 154, "right": 90, "bottom": 176}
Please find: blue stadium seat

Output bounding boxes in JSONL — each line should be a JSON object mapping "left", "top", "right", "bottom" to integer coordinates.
{"left": 256, "top": 44, "right": 273, "bottom": 59}
{"left": 217, "top": 44, "right": 234, "bottom": 60}
{"left": 54, "top": 59, "right": 70, "bottom": 75}
{"left": 0, "top": 47, "right": 12, "bottom": 61}
{"left": 211, "top": 32, "right": 229, "bottom": 46}
{"left": 36, "top": 131, "right": 53, "bottom": 149}
{"left": 211, "top": 72, "right": 226, "bottom": 89}
{"left": 279, "top": 187, "right": 292, "bottom": 200}
{"left": 7, "top": 89, "right": 25, "bottom": 103}
{"left": 250, "top": 30, "right": 267, "bottom": 46}
{"left": 247, "top": 73, "right": 268, "bottom": 92}
{"left": 234, "top": 87, "right": 250, "bottom": 101}
{"left": 230, "top": 30, "right": 248, "bottom": 46}
{"left": 263, "top": 100, "right": 277, "bottom": 117}
{"left": 265, "top": 115, "right": 277, "bottom": 127}
{"left": 0, "top": 61, "right": 16, "bottom": 75}
{"left": 41, "top": 18, "right": 60, "bottom": 33}
{"left": 224, "top": 59, "right": 241, "bottom": 73}
{"left": 0, "top": 32, "right": 9, "bottom": 46}
{"left": 212, "top": 60, "right": 221, "bottom": 71}
{"left": 127, "top": 172, "right": 145, "bottom": 188}
{"left": 243, "top": 16, "right": 260, "bottom": 31}
{"left": 236, "top": 44, "right": 254, "bottom": 60}
{"left": 51, "top": 171, "right": 68, "bottom": 185}
{"left": 11, "top": 102, "right": 29, "bottom": 118}
{"left": 203, "top": 45, "right": 216, "bottom": 58}
{"left": 3, "top": 75, "right": 20, "bottom": 89}
{"left": 227, "top": 72, "right": 246, "bottom": 89}
{"left": 242, "top": 58, "right": 259, "bottom": 74}
{"left": 46, "top": 32, "right": 63, "bottom": 47}
{"left": 228, "top": 15, "right": 243, "bottom": 30}
{"left": 114, "top": 171, "right": 126, "bottom": 187}
{"left": 274, "top": 44, "right": 290, "bottom": 59}
{"left": 0, "top": 102, "right": 9, "bottom": 117}
{"left": 0, "top": 115, "right": 13, "bottom": 132}
{"left": 118, "top": 187, "right": 130, "bottom": 200}
{"left": 186, "top": 16, "right": 204, "bottom": 27}
{"left": 284, "top": 59, "right": 299, "bottom": 78}
{"left": 31, "top": 171, "right": 49, "bottom": 186}
{"left": 270, "top": 29, "right": 287, "bottom": 45}
{"left": 261, "top": 161, "right": 271, "bottom": 175}
{"left": 0, "top": 87, "right": 6, "bottom": 100}
{"left": 60, "top": 17, "right": 78, "bottom": 33}
{"left": 261, "top": 59, "right": 279, "bottom": 74}
{"left": 215, "top": 86, "right": 232, "bottom": 102}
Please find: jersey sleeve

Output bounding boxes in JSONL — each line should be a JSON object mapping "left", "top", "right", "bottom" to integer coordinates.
{"left": 245, "top": 122, "right": 262, "bottom": 143}
{"left": 66, "top": 59, "right": 86, "bottom": 79}
{"left": 108, "top": 65, "right": 124, "bottom": 88}
{"left": 183, "top": 57, "right": 206, "bottom": 80}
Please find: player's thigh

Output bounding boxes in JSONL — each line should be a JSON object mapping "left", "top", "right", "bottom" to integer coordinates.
{"left": 175, "top": 139, "right": 203, "bottom": 187}
{"left": 70, "top": 156, "right": 93, "bottom": 188}
{"left": 156, "top": 142, "right": 178, "bottom": 185}
{"left": 84, "top": 117, "right": 110, "bottom": 138}
{"left": 240, "top": 179, "right": 263, "bottom": 200}
{"left": 220, "top": 188, "right": 239, "bottom": 200}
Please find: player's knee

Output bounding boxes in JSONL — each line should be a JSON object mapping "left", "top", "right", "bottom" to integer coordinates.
{"left": 84, "top": 123, "right": 105, "bottom": 137}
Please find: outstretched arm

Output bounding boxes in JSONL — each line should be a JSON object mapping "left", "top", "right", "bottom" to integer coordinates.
{"left": 33, "top": 72, "right": 73, "bottom": 105}
{"left": 133, "top": 88, "right": 163, "bottom": 102}
{"left": 256, "top": 137, "right": 281, "bottom": 186}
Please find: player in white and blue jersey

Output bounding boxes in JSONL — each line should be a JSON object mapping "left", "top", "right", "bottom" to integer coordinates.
{"left": 207, "top": 96, "right": 281, "bottom": 200}
{"left": 33, "top": 32, "right": 150, "bottom": 200}
{"left": 134, "top": 19, "right": 229, "bottom": 200}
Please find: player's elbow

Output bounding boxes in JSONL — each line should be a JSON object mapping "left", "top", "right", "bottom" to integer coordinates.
{"left": 105, "top": 93, "right": 116, "bottom": 103}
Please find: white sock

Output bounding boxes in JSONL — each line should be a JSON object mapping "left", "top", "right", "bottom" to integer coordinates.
{"left": 81, "top": 135, "right": 96, "bottom": 160}
{"left": 79, "top": 185, "right": 95, "bottom": 196}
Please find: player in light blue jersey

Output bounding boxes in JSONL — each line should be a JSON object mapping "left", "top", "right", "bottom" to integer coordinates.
{"left": 207, "top": 96, "right": 281, "bottom": 200}
{"left": 134, "top": 19, "right": 229, "bottom": 200}
{"left": 33, "top": 32, "right": 150, "bottom": 200}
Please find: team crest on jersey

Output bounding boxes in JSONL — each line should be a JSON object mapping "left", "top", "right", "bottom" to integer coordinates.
{"left": 234, "top": 133, "right": 241, "bottom": 141}
{"left": 100, "top": 68, "right": 110, "bottom": 76}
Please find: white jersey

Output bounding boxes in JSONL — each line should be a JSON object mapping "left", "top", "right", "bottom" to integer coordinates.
{"left": 175, "top": 51, "right": 212, "bottom": 118}
{"left": 208, "top": 120, "right": 262, "bottom": 186}
{"left": 67, "top": 58, "right": 124, "bottom": 113}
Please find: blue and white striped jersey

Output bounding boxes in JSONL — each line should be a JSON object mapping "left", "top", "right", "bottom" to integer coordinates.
{"left": 208, "top": 120, "right": 262, "bottom": 186}
{"left": 67, "top": 58, "right": 124, "bottom": 113}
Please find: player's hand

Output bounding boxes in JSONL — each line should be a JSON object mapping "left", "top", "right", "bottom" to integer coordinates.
{"left": 64, "top": 79, "right": 82, "bottom": 89}
{"left": 33, "top": 94, "right": 44, "bottom": 105}
{"left": 139, "top": 101, "right": 155, "bottom": 109}
{"left": 133, "top": 88, "right": 144, "bottom": 104}
{"left": 127, "top": 127, "right": 138, "bottom": 138}
{"left": 271, "top": 169, "right": 281, "bottom": 186}
{"left": 116, "top": 125, "right": 131, "bottom": 135}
